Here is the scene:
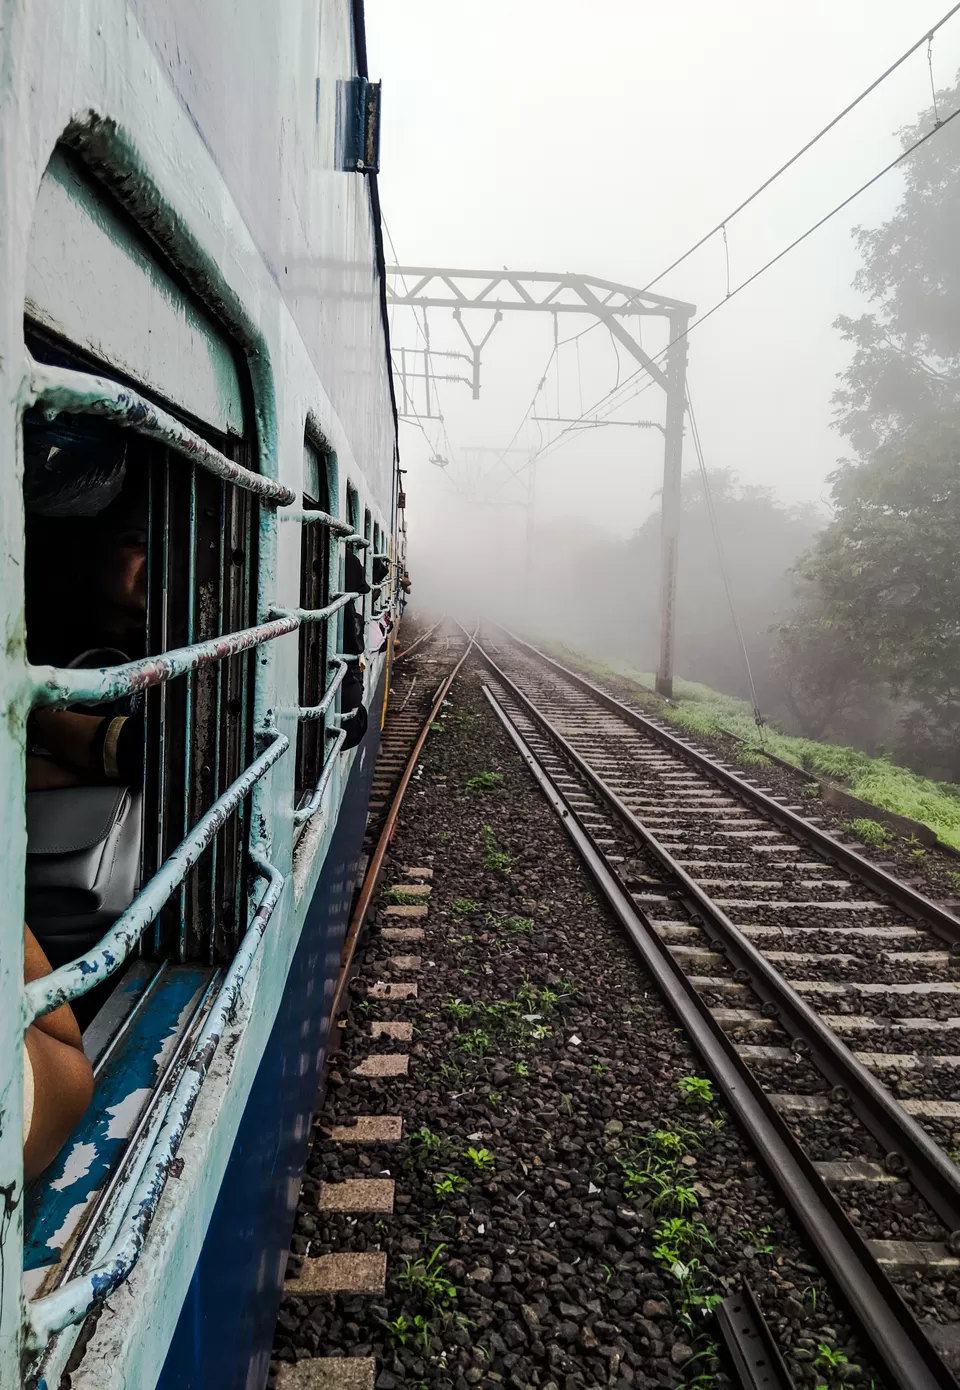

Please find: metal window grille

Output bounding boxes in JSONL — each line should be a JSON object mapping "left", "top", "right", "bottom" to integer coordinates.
{"left": 296, "top": 454, "right": 334, "bottom": 806}
{"left": 363, "top": 508, "right": 373, "bottom": 627}
{"left": 141, "top": 445, "right": 259, "bottom": 965}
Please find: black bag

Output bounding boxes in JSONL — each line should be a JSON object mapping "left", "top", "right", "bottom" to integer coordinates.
{"left": 344, "top": 550, "right": 370, "bottom": 596}
{"left": 340, "top": 666, "right": 368, "bottom": 751}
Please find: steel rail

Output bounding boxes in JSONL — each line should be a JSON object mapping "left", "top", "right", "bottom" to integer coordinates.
{"left": 715, "top": 1281, "right": 797, "bottom": 1390}
{"left": 479, "top": 679, "right": 954, "bottom": 1390}
{"left": 496, "top": 625, "right": 960, "bottom": 947}
{"left": 329, "top": 622, "right": 476, "bottom": 1021}
{"left": 394, "top": 616, "right": 445, "bottom": 664}
{"left": 471, "top": 634, "right": 960, "bottom": 1236}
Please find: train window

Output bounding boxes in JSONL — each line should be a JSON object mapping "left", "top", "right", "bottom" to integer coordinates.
{"left": 22, "top": 345, "right": 260, "bottom": 993}
{"left": 346, "top": 483, "right": 360, "bottom": 539}
{"left": 363, "top": 508, "right": 373, "bottom": 624}
{"left": 296, "top": 441, "right": 336, "bottom": 808}
{"left": 372, "top": 522, "right": 382, "bottom": 612}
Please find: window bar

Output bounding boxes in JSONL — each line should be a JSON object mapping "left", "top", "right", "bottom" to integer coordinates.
{"left": 270, "top": 592, "right": 357, "bottom": 626}
{"left": 179, "top": 467, "right": 198, "bottom": 960}
{"left": 292, "top": 723, "right": 349, "bottom": 827}
{"left": 286, "top": 507, "right": 354, "bottom": 535}
{"left": 295, "top": 499, "right": 327, "bottom": 806}
{"left": 28, "top": 615, "right": 299, "bottom": 709}
{"left": 23, "top": 732, "right": 290, "bottom": 1023}
{"left": 153, "top": 462, "right": 172, "bottom": 957}
{"left": 232, "top": 488, "right": 257, "bottom": 958}
{"left": 298, "top": 656, "right": 355, "bottom": 720}
{"left": 26, "top": 358, "right": 295, "bottom": 506}
{"left": 209, "top": 478, "right": 230, "bottom": 964}
{"left": 24, "top": 846, "right": 286, "bottom": 1350}
{"left": 218, "top": 484, "right": 250, "bottom": 959}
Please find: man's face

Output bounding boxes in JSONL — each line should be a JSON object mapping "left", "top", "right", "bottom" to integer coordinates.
{"left": 99, "top": 526, "right": 147, "bottom": 620}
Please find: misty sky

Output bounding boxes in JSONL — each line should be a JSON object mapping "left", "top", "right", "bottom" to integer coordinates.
{"left": 366, "top": 1, "right": 960, "bottom": 573}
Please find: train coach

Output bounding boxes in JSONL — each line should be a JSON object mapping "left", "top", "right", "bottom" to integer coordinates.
{"left": 0, "top": 2, "right": 400, "bottom": 1387}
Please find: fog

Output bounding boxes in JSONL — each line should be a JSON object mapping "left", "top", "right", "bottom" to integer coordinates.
{"left": 368, "top": 2, "right": 960, "bottom": 776}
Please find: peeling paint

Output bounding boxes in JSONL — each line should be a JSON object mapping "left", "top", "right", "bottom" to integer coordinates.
{"left": 28, "top": 358, "right": 294, "bottom": 505}
{"left": 44, "top": 1203, "right": 88, "bottom": 1254}
{"left": 30, "top": 618, "right": 299, "bottom": 711}
{"left": 104, "top": 1092, "right": 151, "bottom": 1142}
{"left": 49, "top": 1144, "right": 97, "bottom": 1194}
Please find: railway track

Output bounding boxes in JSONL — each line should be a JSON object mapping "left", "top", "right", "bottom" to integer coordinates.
{"left": 473, "top": 622, "right": 960, "bottom": 1390}
{"left": 330, "top": 620, "right": 474, "bottom": 1021}
{"left": 364, "top": 620, "right": 466, "bottom": 848}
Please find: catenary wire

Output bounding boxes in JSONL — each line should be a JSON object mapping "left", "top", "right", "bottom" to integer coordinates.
{"left": 640, "top": 0, "right": 960, "bottom": 293}
{"left": 518, "top": 100, "right": 960, "bottom": 472}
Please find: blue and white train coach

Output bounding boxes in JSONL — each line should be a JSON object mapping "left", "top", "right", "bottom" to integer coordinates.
{"left": 0, "top": 1, "right": 399, "bottom": 1386}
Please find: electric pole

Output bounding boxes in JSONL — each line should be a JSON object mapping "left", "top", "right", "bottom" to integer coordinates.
{"left": 656, "top": 316, "right": 690, "bottom": 700}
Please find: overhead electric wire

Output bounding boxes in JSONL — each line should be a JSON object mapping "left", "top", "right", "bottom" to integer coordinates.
{"left": 384, "top": 214, "right": 464, "bottom": 473}
{"left": 481, "top": 339, "right": 559, "bottom": 480}
{"left": 640, "top": 0, "right": 960, "bottom": 293}
{"left": 512, "top": 98, "right": 960, "bottom": 477}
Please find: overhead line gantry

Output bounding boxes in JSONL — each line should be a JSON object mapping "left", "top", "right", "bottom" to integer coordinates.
{"left": 386, "top": 265, "right": 695, "bottom": 698}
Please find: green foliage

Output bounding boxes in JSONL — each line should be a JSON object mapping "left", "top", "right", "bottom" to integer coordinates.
{"left": 455, "top": 1027, "right": 492, "bottom": 1056}
{"left": 433, "top": 1173, "right": 468, "bottom": 1202}
{"left": 650, "top": 1126, "right": 702, "bottom": 1160}
{"left": 832, "top": 80, "right": 960, "bottom": 454}
{"left": 381, "top": 887, "right": 425, "bottom": 905}
{"left": 463, "top": 1146, "right": 495, "bottom": 1170}
{"left": 516, "top": 974, "right": 576, "bottom": 1015}
{"left": 847, "top": 817, "right": 890, "bottom": 849}
{"left": 781, "top": 84, "right": 960, "bottom": 778}
{"left": 442, "top": 997, "right": 474, "bottom": 1019}
{"left": 514, "top": 1060, "right": 529, "bottom": 1077}
{"left": 452, "top": 897, "right": 480, "bottom": 916}
{"left": 466, "top": 771, "right": 505, "bottom": 791}
{"left": 481, "top": 824, "right": 511, "bottom": 871}
{"left": 397, "top": 1245, "right": 457, "bottom": 1309}
{"left": 652, "top": 1216, "right": 713, "bottom": 1269}
{"left": 386, "top": 1313, "right": 433, "bottom": 1353}
{"left": 491, "top": 914, "right": 534, "bottom": 935}
{"left": 738, "top": 1225, "right": 775, "bottom": 1254}
{"left": 617, "top": 1126, "right": 702, "bottom": 1216}
{"left": 583, "top": 662, "right": 960, "bottom": 849}
{"left": 677, "top": 1075, "right": 714, "bottom": 1106}
{"left": 408, "top": 1127, "right": 447, "bottom": 1164}
{"left": 736, "top": 745, "right": 769, "bottom": 767}
{"left": 814, "top": 1344, "right": 849, "bottom": 1372}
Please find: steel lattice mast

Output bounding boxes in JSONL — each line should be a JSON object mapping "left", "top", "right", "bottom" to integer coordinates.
{"left": 386, "top": 266, "right": 695, "bottom": 698}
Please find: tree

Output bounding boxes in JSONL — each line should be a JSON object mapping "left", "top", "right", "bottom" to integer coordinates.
{"left": 622, "top": 469, "right": 821, "bottom": 705}
{"left": 774, "top": 594, "right": 874, "bottom": 740}
{"left": 833, "top": 73, "right": 960, "bottom": 454}
{"left": 789, "top": 414, "right": 960, "bottom": 775}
